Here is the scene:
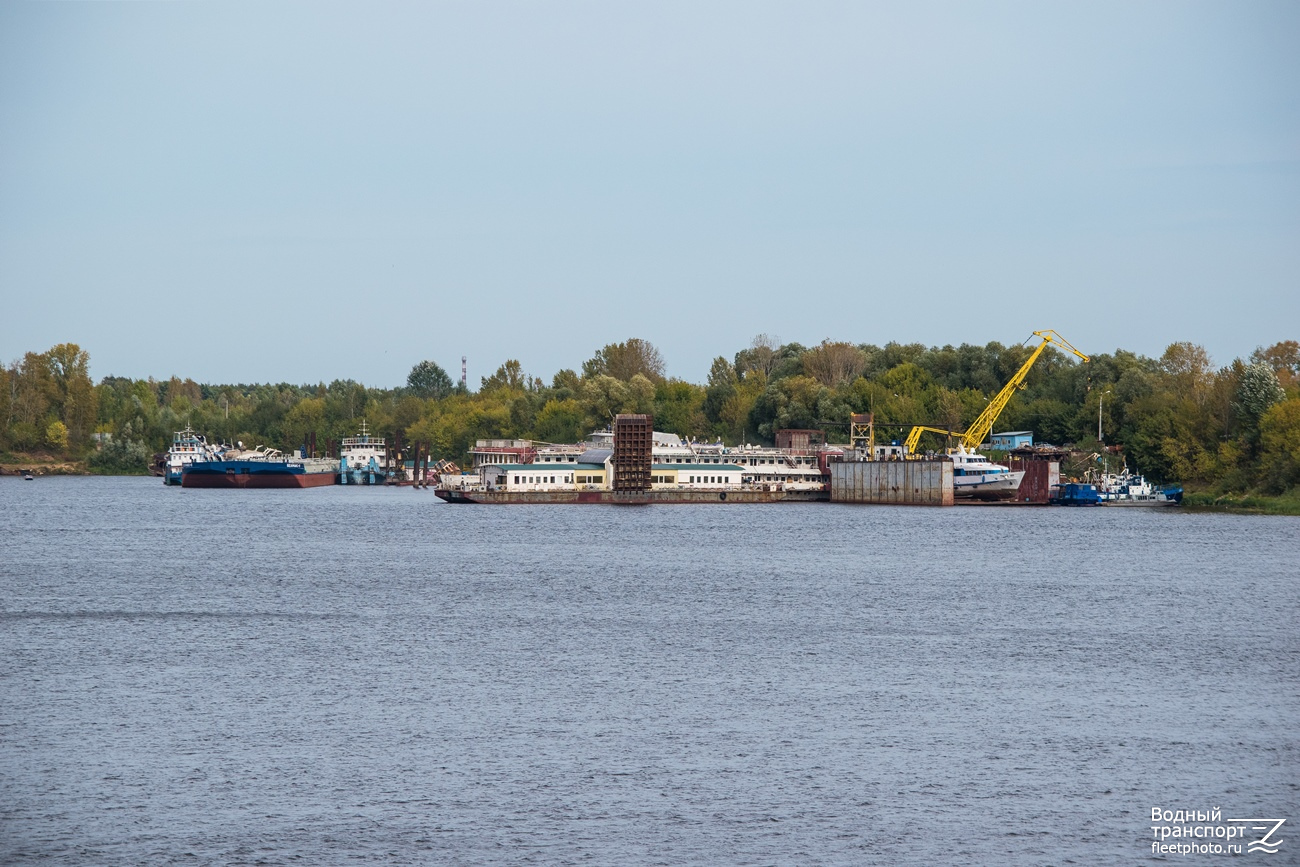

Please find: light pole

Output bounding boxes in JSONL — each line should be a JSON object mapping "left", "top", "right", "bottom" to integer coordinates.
{"left": 1099, "top": 389, "right": 1112, "bottom": 442}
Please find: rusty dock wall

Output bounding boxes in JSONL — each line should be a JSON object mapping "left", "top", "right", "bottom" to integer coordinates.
{"left": 830, "top": 459, "right": 954, "bottom": 506}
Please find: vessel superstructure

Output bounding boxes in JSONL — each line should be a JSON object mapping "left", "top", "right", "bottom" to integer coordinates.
{"left": 1097, "top": 466, "right": 1182, "bottom": 506}
{"left": 443, "top": 427, "right": 840, "bottom": 503}
{"left": 338, "top": 420, "right": 390, "bottom": 485}
{"left": 948, "top": 443, "right": 1025, "bottom": 500}
{"left": 164, "top": 426, "right": 223, "bottom": 485}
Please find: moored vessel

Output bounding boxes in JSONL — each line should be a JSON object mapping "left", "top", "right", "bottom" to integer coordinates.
{"left": 1050, "top": 481, "right": 1102, "bottom": 506}
{"left": 1097, "top": 466, "right": 1182, "bottom": 506}
{"left": 949, "top": 443, "right": 1025, "bottom": 501}
{"left": 436, "top": 423, "right": 838, "bottom": 504}
{"left": 181, "top": 446, "right": 337, "bottom": 488}
{"left": 338, "top": 420, "right": 390, "bottom": 485}
{"left": 164, "top": 426, "right": 223, "bottom": 485}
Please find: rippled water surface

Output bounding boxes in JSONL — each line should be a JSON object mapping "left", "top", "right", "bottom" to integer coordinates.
{"left": 2, "top": 476, "right": 1297, "bottom": 865}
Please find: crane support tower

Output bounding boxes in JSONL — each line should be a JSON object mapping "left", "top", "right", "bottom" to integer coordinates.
{"left": 849, "top": 413, "right": 875, "bottom": 452}
{"left": 905, "top": 330, "right": 1089, "bottom": 455}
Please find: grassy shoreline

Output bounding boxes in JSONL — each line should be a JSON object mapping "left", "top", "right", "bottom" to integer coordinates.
{"left": 0, "top": 459, "right": 90, "bottom": 476}
{"left": 0, "top": 452, "right": 151, "bottom": 477}
{"left": 1181, "top": 490, "right": 1300, "bottom": 516}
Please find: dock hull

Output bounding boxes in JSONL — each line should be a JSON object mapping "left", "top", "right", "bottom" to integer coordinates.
{"left": 182, "top": 468, "right": 338, "bottom": 488}
{"left": 435, "top": 488, "right": 828, "bottom": 504}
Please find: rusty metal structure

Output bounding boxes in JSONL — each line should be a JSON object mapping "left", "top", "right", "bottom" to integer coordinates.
{"left": 775, "top": 429, "right": 826, "bottom": 451}
{"left": 612, "top": 413, "right": 652, "bottom": 492}
{"left": 1007, "top": 445, "right": 1069, "bottom": 504}
{"left": 830, "top": 458, "right": 954, "bottom": 506}
{"left": 848, "top": 414, "right": 875, "bottom": 452}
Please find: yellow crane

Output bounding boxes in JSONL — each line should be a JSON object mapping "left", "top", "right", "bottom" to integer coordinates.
{"left": 904, "top": 330, "right": 1089, "bottom": 455}
{"left": 901, "top": 425, "right": 959, "bottom": 455}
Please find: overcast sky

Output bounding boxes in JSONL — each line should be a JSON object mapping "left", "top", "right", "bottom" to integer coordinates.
{"left": 1, "top": 2, "right": 1296, "bottom": 387}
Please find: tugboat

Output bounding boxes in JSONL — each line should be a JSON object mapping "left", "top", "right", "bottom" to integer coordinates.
{"left": 1097, "top": 465, "right": 1182, "bottom": 506}
{"left": 164, "top": 426, "right": 223, "bottom": 485}
{"left": 338, "top": 420, "right": 390, "bottom": 485}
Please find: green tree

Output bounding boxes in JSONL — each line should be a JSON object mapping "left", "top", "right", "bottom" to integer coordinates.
{"left": 582, "top": 338, "right": 665, "bottom": 382}
{"left": 653, "top": 379, "right": 707, "bottom": 439}
{"left": 406, "top": 360, "right": 454, "bottom": 399}
{"left": 46, "top": 344, "right": 98, "bottom": 451}
{"left": 0, "top": 365, "right": 11, "bottom": 449}
{"left": 552, "top": 369, "right": 581, "bottom": 394}
{"left": 579, "top": 375, "right": 630, "bottom": 428}
{"left": 734, "top": 334, "right": 781, "bottom": 380}
{"left": 1258, "top": 399, "right": 1300, "bottom": 492}
{"left": 480, "top": 360, "right": 529, "bottom": 393}
{"left": 88, "top": 436, "right": 151, "bottom": 474}
{"left": 750, "top": 375, "right": 826, "bottom": 441}
{"left": 1251, "top": 341, "right": 1299, "bottom": 392}
{"left": 533, "top": 398, "right": 583, "bottom": 444}
{"left": 45, "top": 420, "right": 69, "bottom": 452}
{"left": 282, "top": 397, "right": 326, "bottom": 450}
{"left": 1235, "top": 362, "right": 1286, "bottom": 431}
{"left": 702, "top": 356, "right": 737, "bottom": 426}
{"left": 11, "top": 352, "right": 55, "bottom": 431}
{"left": 801, "top": 340, "right": 867, "bottom": 388}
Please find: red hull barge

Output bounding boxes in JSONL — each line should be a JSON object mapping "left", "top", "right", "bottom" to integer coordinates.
{"left": 181, "top": 458, "right": 338, "bottom": 488}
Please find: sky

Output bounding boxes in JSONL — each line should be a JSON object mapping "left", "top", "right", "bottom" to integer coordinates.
{"left": 1, "top": 1, "right": 1297, "bottom": 388}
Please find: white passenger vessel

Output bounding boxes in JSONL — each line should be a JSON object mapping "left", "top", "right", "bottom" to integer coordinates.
{"left": 949, "top": 443, "right": 1025, "bottom": 500}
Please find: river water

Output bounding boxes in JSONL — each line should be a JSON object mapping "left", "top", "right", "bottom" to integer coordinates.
{"left": 1, "top": 476, "right": 1296, "bottom": 865}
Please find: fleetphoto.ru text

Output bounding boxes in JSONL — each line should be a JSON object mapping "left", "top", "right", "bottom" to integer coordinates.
{"left": 1151, "top": 808, "right": 1286, "bottom": 857}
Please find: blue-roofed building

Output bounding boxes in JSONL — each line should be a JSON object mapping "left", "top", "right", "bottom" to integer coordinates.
{"left": 990, "top": 431, "right": 1033, "bottom": 450}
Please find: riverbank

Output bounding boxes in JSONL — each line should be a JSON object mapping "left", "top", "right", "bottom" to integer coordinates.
{"left": 0, "top": 456, "right": 89, "bottom": 476}
{"left": 1182, "top": 489, "right": 1300, "bottom": 516}
{"left": 0, "top": 451, "right": 154, "bottom": 477}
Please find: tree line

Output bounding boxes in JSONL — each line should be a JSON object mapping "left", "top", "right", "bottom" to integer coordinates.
{"left": 3, "top": 336, "right": 1298, "bottom": 494}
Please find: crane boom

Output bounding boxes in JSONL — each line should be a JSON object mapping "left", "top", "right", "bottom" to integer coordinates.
{"left": 902, "top": 330, "right": 1088, "bottom": 455}
{"left": 902, "top": 425, "right": 957, "bottom": 455}
{"left": 959, "top": 330, "right": 1088, "bottom": 450}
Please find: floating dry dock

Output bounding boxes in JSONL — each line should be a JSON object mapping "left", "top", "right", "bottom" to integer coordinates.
{"left": 829, "top": 458, "right": 954, "bottom": 506}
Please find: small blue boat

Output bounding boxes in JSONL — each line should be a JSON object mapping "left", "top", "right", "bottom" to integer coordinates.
{"left": 1051, "top": 482, "right": 1101, "bottom": 506}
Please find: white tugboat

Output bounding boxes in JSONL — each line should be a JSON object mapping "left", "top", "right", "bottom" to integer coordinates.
{"left": 1097, "top": 465, "right": 1182, "bottom": 506}
{"left": 164, "top": 426, "right": 223, "bottom": 485}
{"left": 339, "top": 420, "right": 389, "bottom": 485}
